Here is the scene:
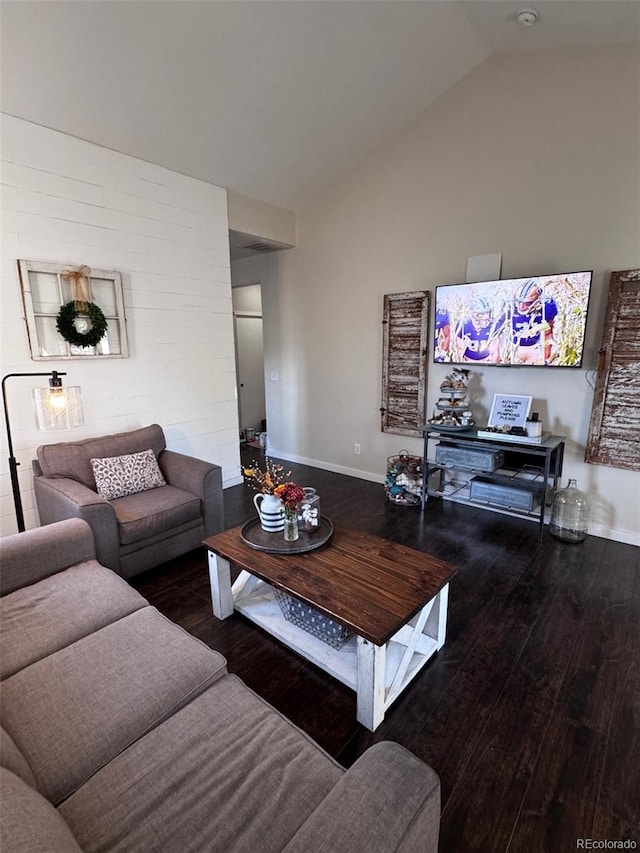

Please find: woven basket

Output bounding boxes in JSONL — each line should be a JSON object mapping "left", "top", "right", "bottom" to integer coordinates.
{"left": 385, "top": 449, "right": 423, "bottom": 506}
{"left": 273, "top": 589, "right": 352, "bottom": 649}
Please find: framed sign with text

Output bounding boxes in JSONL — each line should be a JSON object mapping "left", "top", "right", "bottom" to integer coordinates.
{"left": 488, "top": 394, "right": 532, "bottom": 429}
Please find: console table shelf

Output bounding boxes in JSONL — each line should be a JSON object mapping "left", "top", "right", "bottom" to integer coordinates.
{"left": 419, "top": 427, "right": 566, "bottom": 539}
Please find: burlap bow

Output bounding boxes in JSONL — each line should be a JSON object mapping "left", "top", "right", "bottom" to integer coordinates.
{"left": 61, "top": 265, "right": 92, "bottom": 311}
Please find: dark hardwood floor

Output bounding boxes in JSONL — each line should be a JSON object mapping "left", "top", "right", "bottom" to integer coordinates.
{"left": 131, "top": 448, "right": 639, "bottom": 853}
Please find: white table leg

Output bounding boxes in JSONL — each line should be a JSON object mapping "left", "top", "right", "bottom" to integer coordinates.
{"left": 207, "top": 551, "right": 234, "bottom": 619}
{"left": 356, "top": 638, "right": 387, "bottom": 731}
{"left": 355, "top": 583, "right": 450, "bottom": 730}
{"left": 435, "top": 583, "right": 449, "bottom": 650}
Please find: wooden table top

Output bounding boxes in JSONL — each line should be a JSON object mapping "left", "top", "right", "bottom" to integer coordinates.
{"left": 203, "top": 523, "right": 456, "bottom": 645}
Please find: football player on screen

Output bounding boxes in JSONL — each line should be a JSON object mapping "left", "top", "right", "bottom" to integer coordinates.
{"left": 508, "top": 280, "right": 558, "bottom": 365}
{"left": 454, "top": 298, "right": 503, "bottom": 363}
{"left": 434, "top": 308, "right": 451, "bottom": 361}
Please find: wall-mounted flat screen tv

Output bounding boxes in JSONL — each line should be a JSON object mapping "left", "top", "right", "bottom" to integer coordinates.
{"left": 433, "top": 270, "right": 593, "bottom": 367}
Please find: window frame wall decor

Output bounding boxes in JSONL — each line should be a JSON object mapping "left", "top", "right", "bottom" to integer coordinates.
{"left": 17, "top": 259, "right": 129, "bottom": 361}
{"left": 380, "top": 290, "right": 430, "bottom": 437}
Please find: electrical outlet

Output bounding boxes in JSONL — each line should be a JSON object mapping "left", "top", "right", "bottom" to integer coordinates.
{"left": 354, "top": 443, "right": 361, "bottom": 455}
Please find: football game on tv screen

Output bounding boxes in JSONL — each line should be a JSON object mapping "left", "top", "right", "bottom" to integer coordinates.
{"left": 433, "top": 270, "right": 592, "bottom": 367}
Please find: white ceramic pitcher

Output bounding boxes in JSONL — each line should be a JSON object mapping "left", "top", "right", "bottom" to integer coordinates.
{"left": 253, "top": 492, "right": 285, "bottom": 532}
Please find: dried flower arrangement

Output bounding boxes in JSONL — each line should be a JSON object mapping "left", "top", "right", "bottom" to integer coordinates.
{"left": 243, "top": 457, "right": 292, "bottom": 495}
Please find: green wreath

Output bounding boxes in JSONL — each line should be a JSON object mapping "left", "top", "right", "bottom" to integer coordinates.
{"left": 56, "top": 301, "right": 108, "bottom": 348}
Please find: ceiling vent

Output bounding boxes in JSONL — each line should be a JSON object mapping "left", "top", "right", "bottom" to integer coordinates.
{"left": 516, "top": 8, "right": 539, "bottom": 26}
{"left": 229, "top": 229, "right": 294, "bottom": 261}
{"left": 244, "top": 241, "right": 283, "bottom": 253}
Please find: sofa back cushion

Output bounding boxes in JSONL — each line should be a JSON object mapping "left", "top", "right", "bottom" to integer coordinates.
{"left": 0, "top": 726, "right": 36, "bottom": 788}
{"left": 37, "top": 425, "right": 166, "bottom": 490}
{"left": 1, "top": 561, "right": 148, "bottom": 680}
{"left": 0, "top": 768, "right": 84, "bottom": 852}
{"left": 0, "top": 518, "right": 96, "bottom": 598}
{"left": 2, "top": 607, "right": 228, "bottom": 805}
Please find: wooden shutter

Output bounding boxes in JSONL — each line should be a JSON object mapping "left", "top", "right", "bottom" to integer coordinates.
{"left": 381, "top": 291, "right": 429, "bottom": 437}
{"left": 585, "top": 269, "right": 640, "bottom": 470}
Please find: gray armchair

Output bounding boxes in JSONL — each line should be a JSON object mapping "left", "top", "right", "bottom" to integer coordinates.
{"left": 32, "top": 424, "right": 223, "bottom": 579}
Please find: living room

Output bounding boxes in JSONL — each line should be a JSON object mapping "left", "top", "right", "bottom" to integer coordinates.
{"left": 1, "top": 3, "right": 639, "bottom": 851}
{"left": 1, "top": 5, "right": 638, "bottom": 544}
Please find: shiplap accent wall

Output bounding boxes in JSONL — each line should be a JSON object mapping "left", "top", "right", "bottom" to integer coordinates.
{"left": 1, "top": 115, "right": 241, "bottom": 536}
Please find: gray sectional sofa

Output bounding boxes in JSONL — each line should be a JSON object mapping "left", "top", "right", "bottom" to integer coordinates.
{"left": 0, "top": 518, "right": 441, "bottom": 852}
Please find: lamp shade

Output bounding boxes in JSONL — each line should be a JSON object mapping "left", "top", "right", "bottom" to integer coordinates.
{"left": 3, "top": 370, "right": 84, "bottom": 532}
{"left": 32, "top": 385, "right": 84, "bottom": 430}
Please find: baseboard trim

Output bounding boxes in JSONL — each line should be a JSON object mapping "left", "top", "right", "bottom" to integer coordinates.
{"left": 588, "top": 523, "right": 640, "bottom": 547}
{"left": 266, "top": 448, "right": 385, "bottom": 486}
{"left": 224, "top": 474, "right": 244, "bottom": 488}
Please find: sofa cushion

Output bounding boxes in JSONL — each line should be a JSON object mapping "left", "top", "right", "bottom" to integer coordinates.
{"left": 37, "top": 424, "right": 166, "bottom": 490}
{"left": 111, "top": 485, "right": 201, "bottom": 545}
{"left": 282, "top": 742, "right": 441, "bottom": 853}
{"left": 1, "top": 607, "right": 227, "bottom": 805}
{"left": 91, "top": 448, "right": 166, "bottom": 500}
{"left": 0, "top": 561, "right": 148, "bottom": 679}
{"left": 1, "top": 768, "right": 84, "bottom": 853}
{"left": 59, "top": 674, "right": 343, "bottom": 853}
{"left": 0, "top": 726, "right": 36, "bottom": 788}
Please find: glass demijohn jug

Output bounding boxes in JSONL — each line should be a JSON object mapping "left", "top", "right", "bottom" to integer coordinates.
{"left": 549, "top": 479, "right": 590, "bottom": 543}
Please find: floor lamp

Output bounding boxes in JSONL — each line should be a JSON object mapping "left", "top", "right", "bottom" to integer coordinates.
{"left": 2, "top": 371, "right": 84, "bottom": 532}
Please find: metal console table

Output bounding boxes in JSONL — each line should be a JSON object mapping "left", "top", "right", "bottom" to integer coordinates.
{"left": 420, "top": 427, "right": 566, "bottom": 539}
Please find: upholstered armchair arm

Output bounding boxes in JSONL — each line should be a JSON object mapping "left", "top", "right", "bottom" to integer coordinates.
{"left": 0, "top": 518, "right": 97, "bottom": 597}
{"left": 32, "top": 476, "right": 120, "bottom": 573}
{"left": 159, "top": 450, "right": 224, "bottom": 537}
{"left": 282, "top": 742, "right": 440, "bottom": 853}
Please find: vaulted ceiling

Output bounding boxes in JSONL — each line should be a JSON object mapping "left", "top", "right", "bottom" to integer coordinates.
{"left": 2, "top": 1, "right": 638, "bottom": 213}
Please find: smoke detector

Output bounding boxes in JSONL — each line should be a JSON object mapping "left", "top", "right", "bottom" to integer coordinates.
{"left": 516, "top": 8, "right": 539, "bottom": 26}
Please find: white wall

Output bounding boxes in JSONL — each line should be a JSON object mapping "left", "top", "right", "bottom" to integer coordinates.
{"left": 1, "top": 115, "right": 241, "bottom": 536}
{"left": 232, "top": 282, "right": 262, "bottom": 314}
{"left": 227, "top": 192, "right": 296, "bottom": 248}
{"left": 264, "top": 44, "right": 640, "bottom": 544}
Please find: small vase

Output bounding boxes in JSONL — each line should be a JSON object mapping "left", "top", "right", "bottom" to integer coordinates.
{"left": 550, "top": 479, "right": 590, "bottom": 543}
{"left": 284, "top": 511, "right": 299, "bottom": 542}
{"left": 253, "top": 492, "right": 285, "bottom": 532}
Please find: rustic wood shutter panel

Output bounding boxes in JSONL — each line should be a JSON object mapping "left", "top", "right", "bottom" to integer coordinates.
{"left": 585, "top": 269, "right": 640, "bottom": 470}
{"left": 381, "top": 291, "right": 430, "bottom": 437}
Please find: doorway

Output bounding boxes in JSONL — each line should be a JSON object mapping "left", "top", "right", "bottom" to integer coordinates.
{"left": 232, "top": 283, "right": 266, "bottom": 447}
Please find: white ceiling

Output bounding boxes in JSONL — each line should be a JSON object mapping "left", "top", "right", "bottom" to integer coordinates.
{"left": 2, "top": 1, "right": 638, "bottom": 214}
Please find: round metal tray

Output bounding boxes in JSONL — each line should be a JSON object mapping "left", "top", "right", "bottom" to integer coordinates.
{"left": 240, "top": 515, "right": 334, "bottom": 554}
{"left": 427, "top": 422, "right": 475, "bottom": 432}
{"left": 436, "top": 402, "right": 468, "bottom": 411}
{"left": 439, "top": 386, "right": 467, "bottom": 398}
